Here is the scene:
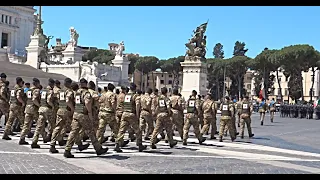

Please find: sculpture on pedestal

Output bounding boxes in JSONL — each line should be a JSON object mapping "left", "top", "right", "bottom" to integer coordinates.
{"left": 68, "top": 27, "right": 79, "bottom": 47}
{"left": 115, "top": 41, "right": 125, "bottom": 57}
{"left": 185, "top": 21, "right": 208, "bottom": 61}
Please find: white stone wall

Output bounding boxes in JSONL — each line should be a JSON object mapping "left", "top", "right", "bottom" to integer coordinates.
{"left": 0, "top": 6, "right": 36, "bottom": 55}
{"left": 40, "top": 63, "right": 81, "bottom": 82}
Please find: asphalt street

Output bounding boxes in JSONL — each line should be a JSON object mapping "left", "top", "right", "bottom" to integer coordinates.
{"left": 0, "top": 112, "right": 320, "bottom": 174}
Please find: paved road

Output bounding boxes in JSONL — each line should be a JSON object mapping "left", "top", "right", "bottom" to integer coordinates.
{"left": 0, "top": 113, "right": 320, "bottom": 174}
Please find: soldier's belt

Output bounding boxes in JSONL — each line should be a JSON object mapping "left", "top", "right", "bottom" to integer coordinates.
{"left": 100, "top": 109, "right": 114, "bottom": 113}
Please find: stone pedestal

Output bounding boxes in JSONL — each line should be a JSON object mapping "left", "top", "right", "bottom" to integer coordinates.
{"left": 180, "top": 56, "right": 208, "bottom": 99}
{"left": 25, "top": 35, "right": 45, "bottom": 69}
{"left": 62, "top": 44, "right": 84, "bottom": 63}
{"left": 112, "top": 55, "right": 130, "bottom": 86}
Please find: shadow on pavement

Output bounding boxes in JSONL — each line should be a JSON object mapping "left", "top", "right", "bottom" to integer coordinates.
{"left": 73, "top": 154, "right": 131, "bottom": 160}
{"left": 143, "top": 150, "right": 173, "bottom": 155}
{"left": 175, "top": 146, "right": 198, "bottom": 151}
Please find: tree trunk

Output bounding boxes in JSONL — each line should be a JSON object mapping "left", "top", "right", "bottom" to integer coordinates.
{"left": 310, "top": 67, "right": 315, "bottom": 102}
{"left": 276, "top": 70, "right": 283, "bottom": 102}
{"left": 216, "top": 79, "right": 220, "bottom": 101}
{"left": 238, "top": 76, "right": 241, "bottom": 99}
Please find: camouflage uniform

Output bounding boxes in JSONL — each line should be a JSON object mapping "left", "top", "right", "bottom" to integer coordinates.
{"left": 19, "top": 86, "right": 41, "bottom": 144}
{"left": 140, "top": 93, "right": 154, "bottom": 138}
{"left": 65, "top": 88, "right": 105, "bottom": 155}
{"left": 115, "top": 92, "right": 125, "bottom": 139}
{"left": 115, "top": 90, "right": 145, "bottom": 152}
{"left": 239, "top": 100, "right": 254, "bottom": 138}
{"left": 183, "top": 96, "right": 205, "bottom": 145}
{"left": 197, "top": 98, "right": 204, "bottom": 128}
{"left": 224, "top": 102, "right": 237, "bottom": 137}
{"left": 96, "top": 90, "right": 118, "bottom": 143}
{"left": 52, "top": 86, "right": 60, "bottom": 133}
{"left": 236, "top": 101, "right": 242, "bottom": 127}
{"left": 169, "top": 94, "right": 184, "bottom": 139}
{"left": 88, "top": 89, "right": 100, "bottom": 134}
{"left": 150, "top": 94, "right": 176, "bottom": 148}
{"left": 219, "top": 101, "right": 236, "bottom": 142}
{"left": 2, "top": 84, "right": 25, "bottom": 139}
{"left": 151, "top": 93, "right": 165, "bottom": 138}
{"left": 50, "top": 87, "right": 74, "bottom": 152}
{"left": 0, "top": 80, "right": 9, "bottom": 125}
{"left": 259, "top": 101, "right": 268, "bottom": 125}
{"left": 269, "top": 101, "right": 276, "bottom": 122}
{"left": 31, "top": 86, "right": 55, "bottom": 147}
{"left": 200, "top": 98, "right": 217, "bottom": 139}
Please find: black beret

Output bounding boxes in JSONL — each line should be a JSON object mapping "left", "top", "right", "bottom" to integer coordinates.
{"left": 33, "top": 78, "right": 40, "bottom": 83}
{"left": 121, "top": 86, "right": 126, "bottom": 90}
{"left": 48, "top": 78, "right": 55, "bottom": 84}
{"left": 55, "top": 80, "right": 61, "bottom": 85}
{"left": 79, "top": 78, "right": 88, "bottom": 84}
{"left": 64, "top": 78, "right": 72, "bottom": 84}
{"left": 0, "top": 73, "right": 7, "bottom": 78}
{"left": 225, "top": 96, "right": 230, "bottom": 100}
{"left": 16, "top": 77, "right": 23, "bottom": 82}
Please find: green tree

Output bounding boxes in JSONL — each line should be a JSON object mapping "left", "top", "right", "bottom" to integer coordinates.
{"left": 135, "top": 56, "right": 159, "bottom": 90}
{"left": 276, "top": 45, "right": 317, "bottom": 102}
{"left": 82, "top": 49, "right": 115, "bottom": 64}
{"left": 233, "top": 41, "right": 248, "bottom": 56}
{"left": 213, "top": 43, "right": 225, "bottom": 59}
{"left": 249, "top": 48, "right": 278, "bottom": 99}
{"left": 127, "top": 54, "right": 139, "bottom": 75}
{"left": 160, "top": 56, "right": 184, "bottom": 90}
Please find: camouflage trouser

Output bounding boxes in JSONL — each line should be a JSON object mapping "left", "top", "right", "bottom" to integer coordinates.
{"left": 224, "top": 116, "right": 237, "bottom": 135}
{"left": 32, "top": 109, "right": 53, "bottom": 144}
{"left": 139, "top": 110, "right": 154, "bottom": 137}
{"left": 199, "top": 115, "right": 204, "bottom": 128}
{"left": 50, "top": 113, "right": 67, "bottom": 146}
{"left": 20, "top": 112, "right": 37, "bottom": 141}
{"left": 150, "top": 112, "right": 174, "bottom": 145}
{"left": 92, "top": 109, "right": 99, "bottom": 134}
{"left": 59, "top": 111, "right": 72, "bottom": 139}
{"left": 4, "top": 107, "right": 24, "bottom": 135}
{"left": 239, "top": 114, "right": 253, "bottom": 137}
{"left": 270, "top": 107, "right": 276, "bottom": 122}
{"left": 96, "top": 111, "right": 119, "bottom": 143}
{"left": 219, "top": 116, "right": 236, "bottom": 139}
{"left": 183, "top": 113, "right": 201, "bottom": 141}
{"left": 65, "top": 113, "right": 102, "bottom": 152}
{"left": 116, "top": 112, "right": 142, "bottom": 146}
{"left": 171, "top": 109, "right": 183, "bottom": 138}
{"left": 259, "top": 109, "right": 266, "bottom": 122}
{"left": 200, "top": 116, "right": 216, "bottom": 138}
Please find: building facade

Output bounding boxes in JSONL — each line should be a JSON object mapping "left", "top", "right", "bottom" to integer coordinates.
{"left": 0, "top": 6, "right": 36, "bottom": 58}
{"left": 133, "top": 70, "right": 183, "bottom": 94}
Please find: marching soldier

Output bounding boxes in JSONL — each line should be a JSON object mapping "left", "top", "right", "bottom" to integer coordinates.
{"left": 115, "top": 86, "right": 131, "bottom": 142}
{"left": 200, "top": 93, "right": 217, "bottom": 140}
{"left": 52, "top": 80, "right": 61, "bottom": 137}
{"left": 49, "top": 78, "right": 74, "bottom": 153}
{"left": 31, "top": 78, "right": 56, "bottom": 148}
{"left": 219, "top": 96, "right": 236, "bottom": 142}
{"left": 0, "top": 73, "right": 8, "bottom": 126}
{"left": 139, "top": 88, "right": 154, "bottom": 140}
{"left": 259, "top": 98, "right": 268, "bottom": 125}
{"left": 114, "top": 83, "right": 147, "bottom": 153}
{"left": 239, "top": 96, "right": 254, "bottom": 139}
{"left": 96, "top": 83, "right": 120, "bottom": 144}
{"left": 150, "top": 87, "right": 177, "bottom": 149}
{"left": 182, "top": 90, "right": 206, "bottom": 146}
{"left": 0, "top": 80, "right": 10, "bottom": 126}
{"left": 197, "top": 95, "right": 204, "bottom": 129}
{"left": 236, "top": 98, "right": 243, "bottom": 127}
{"left": 169, "top": 88, "right": 184, "bottom": 140}
{"left": 269, "top": 98, "right": 276, "bottom": 123}
{"left": 64, "top": 78, "right": 108, "bottom": 158}
{"left": 2, "top": 77, "right": 25, "bottom": 140}
{"left": 19, "top": 78, "right": 41, "bottom": 145}
{"left": 88, "top": 81, "right": 100, "bottom": 134}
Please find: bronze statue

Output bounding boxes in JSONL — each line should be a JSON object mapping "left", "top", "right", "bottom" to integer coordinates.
{"left": 44, "top": 35, "right": 54, "bottom": 51}
{"left": 185, "top": 21, "right": 208, "bottom": 60}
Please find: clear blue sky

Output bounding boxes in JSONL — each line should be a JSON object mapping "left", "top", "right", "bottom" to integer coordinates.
{"left": 37, "top": 6, "right": 320, "bottom": 60}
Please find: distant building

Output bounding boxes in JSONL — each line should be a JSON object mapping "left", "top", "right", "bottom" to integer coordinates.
{"left": 0, "top": 6, "right": 36, "bottom": 59}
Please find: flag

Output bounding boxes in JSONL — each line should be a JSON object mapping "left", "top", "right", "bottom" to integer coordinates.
{"left": 259, "top": 81, "right": 265, "bottom": 100}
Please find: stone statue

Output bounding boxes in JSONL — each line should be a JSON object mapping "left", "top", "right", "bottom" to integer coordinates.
{"left": 44, "top": 35, "right": 54, "bottom": 52}
{"left": 68, "top": 27, "right": 79, "bottom": 47}
{"left": 185, "top": 21, "right": 208, "bottom": 60}
{"left": 115, "top": 41, "right": 125, "bottom": 57}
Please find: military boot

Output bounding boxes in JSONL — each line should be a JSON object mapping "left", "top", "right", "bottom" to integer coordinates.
{"left": 169, "top": 141, "right": 177, "bottom": 148}
{"left": 210, "top": 136, "right": 216, "bottom": 140}
{"left": 77, "top": 143, "right": 90, "bottom": 151}
{"left": 109, "top": 136, "right": 116, "bottom": 142}
{"left": 96, "top": 147, "right": 109, "bottom": 156}
{"left": 150, "top": 144, "right": 157, "bottom": 149}
{"left": 18, "top": 139, "right": 29, "bottom": 145}
{"left": 144, "top": 136, "right": 150, "bottom": 141}
{"left": 31, "top": 143, "right": 40, "bottom": 149}
{"left": 219, "top": 136, "right": 223, "bottom": 142}
{"left": 27, "top": 132, "right": 34, "bottom": 138}
{"left": 2, "top": 133, "right": 12, "bottom": 140}
{"left": 182, "top": 139, "right": 187, "bottom": 145}
{"left": 114, "top": 143, "right": 123, "bottom": 153}
{"left": 49, "top": 146, "right": 59, "bottom": 153}
{"left": 82, "top": 135, "right": 89, "bottom": 142}
{"left": 121, "top": 140, "right": 130, "bottom": 147}
{"left": 43, "top": 134, "right": 52, "bottom": 143}
{"left": 138, "top": 144, "right": 147, "bottom": 152}
{"left": 198, "top": 137, "right": 206, "bottom": 145}
{"left": 64, "top": 150, "right": 74, "bottom": 158}
{"left": 58, "top": 140, "right": 67, "bottom": 146}
{"left": 215, "top": 131, "right": 219, "bottom": 135}
{"left": 260, "top": 121, "right": 263, "bottom": 126}
{"left": 249, "top": 134, "right": 254, "bottom": 138}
